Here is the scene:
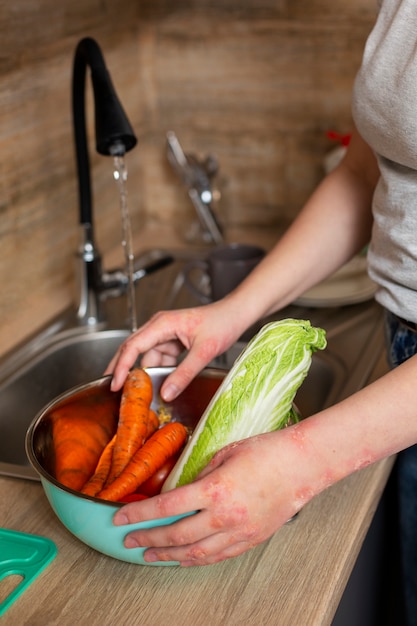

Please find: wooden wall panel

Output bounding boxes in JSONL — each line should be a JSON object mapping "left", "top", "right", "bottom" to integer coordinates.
{"left": 133, "top": 2, "right": 375, "bottom": 231}
{"left": 0, "top": 0, "right": 376, "bottom": 355}
{"left": 0, "top": 1, "right": 142, "bottom": 354}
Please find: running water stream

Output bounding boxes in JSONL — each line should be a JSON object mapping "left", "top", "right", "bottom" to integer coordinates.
{"left": 113, "top": 155, "right": 138, "bottom": 332}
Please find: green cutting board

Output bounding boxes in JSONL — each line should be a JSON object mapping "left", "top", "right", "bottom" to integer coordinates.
{"left": 0, "top": 528, "right": 57, "bottom": 616}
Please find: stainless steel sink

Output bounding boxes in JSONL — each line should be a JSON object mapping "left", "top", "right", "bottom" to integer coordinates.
{"left": 0, "top": 329, "right": 130, "bottom": 479}
{"left": 0, "top": 246, "right": 387, "bottom": 481}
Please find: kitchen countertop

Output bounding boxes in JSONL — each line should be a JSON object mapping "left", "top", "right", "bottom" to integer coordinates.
{"left": 0, "top": 222, "right": 395, "bottom": 624}
{"left": 0, "top": 350, "right": 393, "bottom": 625}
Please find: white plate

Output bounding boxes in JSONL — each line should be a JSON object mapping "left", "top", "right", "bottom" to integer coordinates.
{"left": 294, "top": 255, "right": 377, "bottom": 308}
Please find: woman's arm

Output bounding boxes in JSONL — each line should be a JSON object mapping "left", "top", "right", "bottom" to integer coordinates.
{"left": 228, "top": 127, "right": 380, "bottom": 320}
{"left": 106, "top": 126, "right": 379, "bottom": 398}
{"left": 113, "top": 352, "right": 417, "bottom": 566}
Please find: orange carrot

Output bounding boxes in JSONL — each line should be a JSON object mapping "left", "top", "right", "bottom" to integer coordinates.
{"left": 97, "top": 422, "right": 188, "bottom": 502}
{"left": 52, "top": 400, "right": 117, "bottom": 492}
{"left": 80, "top": 434, "right": 117, "bottom": 497}
{"left": 146, "top": 409, "right": 160, "bottom": 440}
{"left": 81, "top": 409, "right": 159, "bottom": 496}
{"left": 105, "top": 368, "right": 153, "bottom": 485}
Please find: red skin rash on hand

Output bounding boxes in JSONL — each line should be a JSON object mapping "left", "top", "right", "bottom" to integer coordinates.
{"left": 200, "top": 472, "right": 262, "bottom": 540}
{"left": 290, "top": 425, "right": 307, "bottom": 449}
{"left": 288, "top": 421, "right": 373, "bottom": 505}
{"left": 352, "top": 452, "right": 373, "bottom": 472}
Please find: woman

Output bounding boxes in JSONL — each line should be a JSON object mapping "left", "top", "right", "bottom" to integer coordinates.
{"left": 107, "top": 1, "right": 417, "bottom": 622}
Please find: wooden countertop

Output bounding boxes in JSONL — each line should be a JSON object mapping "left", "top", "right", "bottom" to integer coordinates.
{"left": 1, "top": 350, "right": 393, "bottom": 625}
{"left": 0, "top": 225, "right": 394, "bottom": 624}
{"left": 0, "top": 455, "right": 394, "bottom": 625}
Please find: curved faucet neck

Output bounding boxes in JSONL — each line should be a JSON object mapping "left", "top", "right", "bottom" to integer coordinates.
{"left": 72, "top": 36, "right": 137, "bottom": 228}
{"left": 72, "top": 37, "right": 137, "bottom": 325}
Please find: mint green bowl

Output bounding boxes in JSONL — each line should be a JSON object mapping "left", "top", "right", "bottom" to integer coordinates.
{"left": 25, "top": 367, "right": 224, "bottom": 565}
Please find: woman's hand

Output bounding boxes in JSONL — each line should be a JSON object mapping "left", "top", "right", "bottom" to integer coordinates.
{"left": 110, "top": 306, "right": 417, "bottom": 567}
{"left": 105, "top": 301, "right": 247, "bottom": 400}
{"left": 113, "top": 429, "right": 311, "bottom": 566}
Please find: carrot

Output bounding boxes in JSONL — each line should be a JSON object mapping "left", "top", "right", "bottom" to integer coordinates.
{"left": 105, "top": 368, "right": 153, "bottom": 485}
{"left": 52, "top": 400, "right": 117, "bottom": 492}
{"left": 80, "top": 409, "right": 159, "bottom": 496}
{"left": 146, "top": 409, "right": 160, "bottom": 440}
{"left": 80, "top": 434, "right": 117, "bottom": 497}
{"left": 97, "top": 422, "right": 188, "bottom": 502}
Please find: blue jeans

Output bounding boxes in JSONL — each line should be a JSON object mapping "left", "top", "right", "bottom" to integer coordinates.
{"left": 385, "top": 310, "right": 417, "bottom": 626}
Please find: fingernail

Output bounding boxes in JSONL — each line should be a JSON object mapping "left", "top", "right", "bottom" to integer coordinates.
{"left": 144, "top": 550, "right": 158, "bottom": 562}
{"left": 162, "top": 384, "right": 179, "bottom": 402}
{"left": 125, "top": 536, "right": 139, "bottom": 549}
{"left": 114, "top": 513, "right": 128, "bottom": 526}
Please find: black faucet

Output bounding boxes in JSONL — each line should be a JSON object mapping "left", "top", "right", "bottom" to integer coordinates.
{"left": 72, "top": 37, "right": 137, "bottom": 226}
{"left": 72, "top": 37, "right": 137, "bottom": 325}
{"left": 72, "top": 37, "right": 173, "bottom": 327}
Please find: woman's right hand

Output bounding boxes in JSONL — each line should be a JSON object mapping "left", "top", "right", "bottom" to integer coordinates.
{"left": 105, "top": 300, "right": 245, "bottom": 400}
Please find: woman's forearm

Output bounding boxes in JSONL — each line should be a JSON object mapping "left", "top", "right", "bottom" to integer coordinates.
{"left": 113, "top": 352, "right": 413, "bottom": 567}
{"left": 107, "top": 129, "right": 380, "bottom": 397}
{"left": 284, "top": 353, "right": 417, "bottom": 505}
{"left": 223, "top": 128, "right": 379, "bottom": 325}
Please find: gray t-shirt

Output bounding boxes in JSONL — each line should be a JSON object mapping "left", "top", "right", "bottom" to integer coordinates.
{"left": 352, "top": 0, "right": 417, "bottom": 321}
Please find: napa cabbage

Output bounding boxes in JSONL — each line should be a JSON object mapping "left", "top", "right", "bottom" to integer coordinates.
{"left": 162, "top": 318, "right": 326, "bottom": 491}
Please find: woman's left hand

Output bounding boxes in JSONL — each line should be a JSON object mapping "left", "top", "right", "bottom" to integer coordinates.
{"left": 113, "top": 430, "right": 306, "bottom": 566}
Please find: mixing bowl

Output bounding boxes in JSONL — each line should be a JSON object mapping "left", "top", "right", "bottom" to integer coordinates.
{"left": 25, "top": 366, "right": 225, "bottom": 565}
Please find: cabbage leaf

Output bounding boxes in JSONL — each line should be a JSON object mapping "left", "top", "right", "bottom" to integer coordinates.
{"left": 162, "top": 318, "right": 326, "bottom": 491}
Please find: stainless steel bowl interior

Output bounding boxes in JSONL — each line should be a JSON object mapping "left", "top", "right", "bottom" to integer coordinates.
{"left": 26, "top": 366, "right": 226, "bottom": 492}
